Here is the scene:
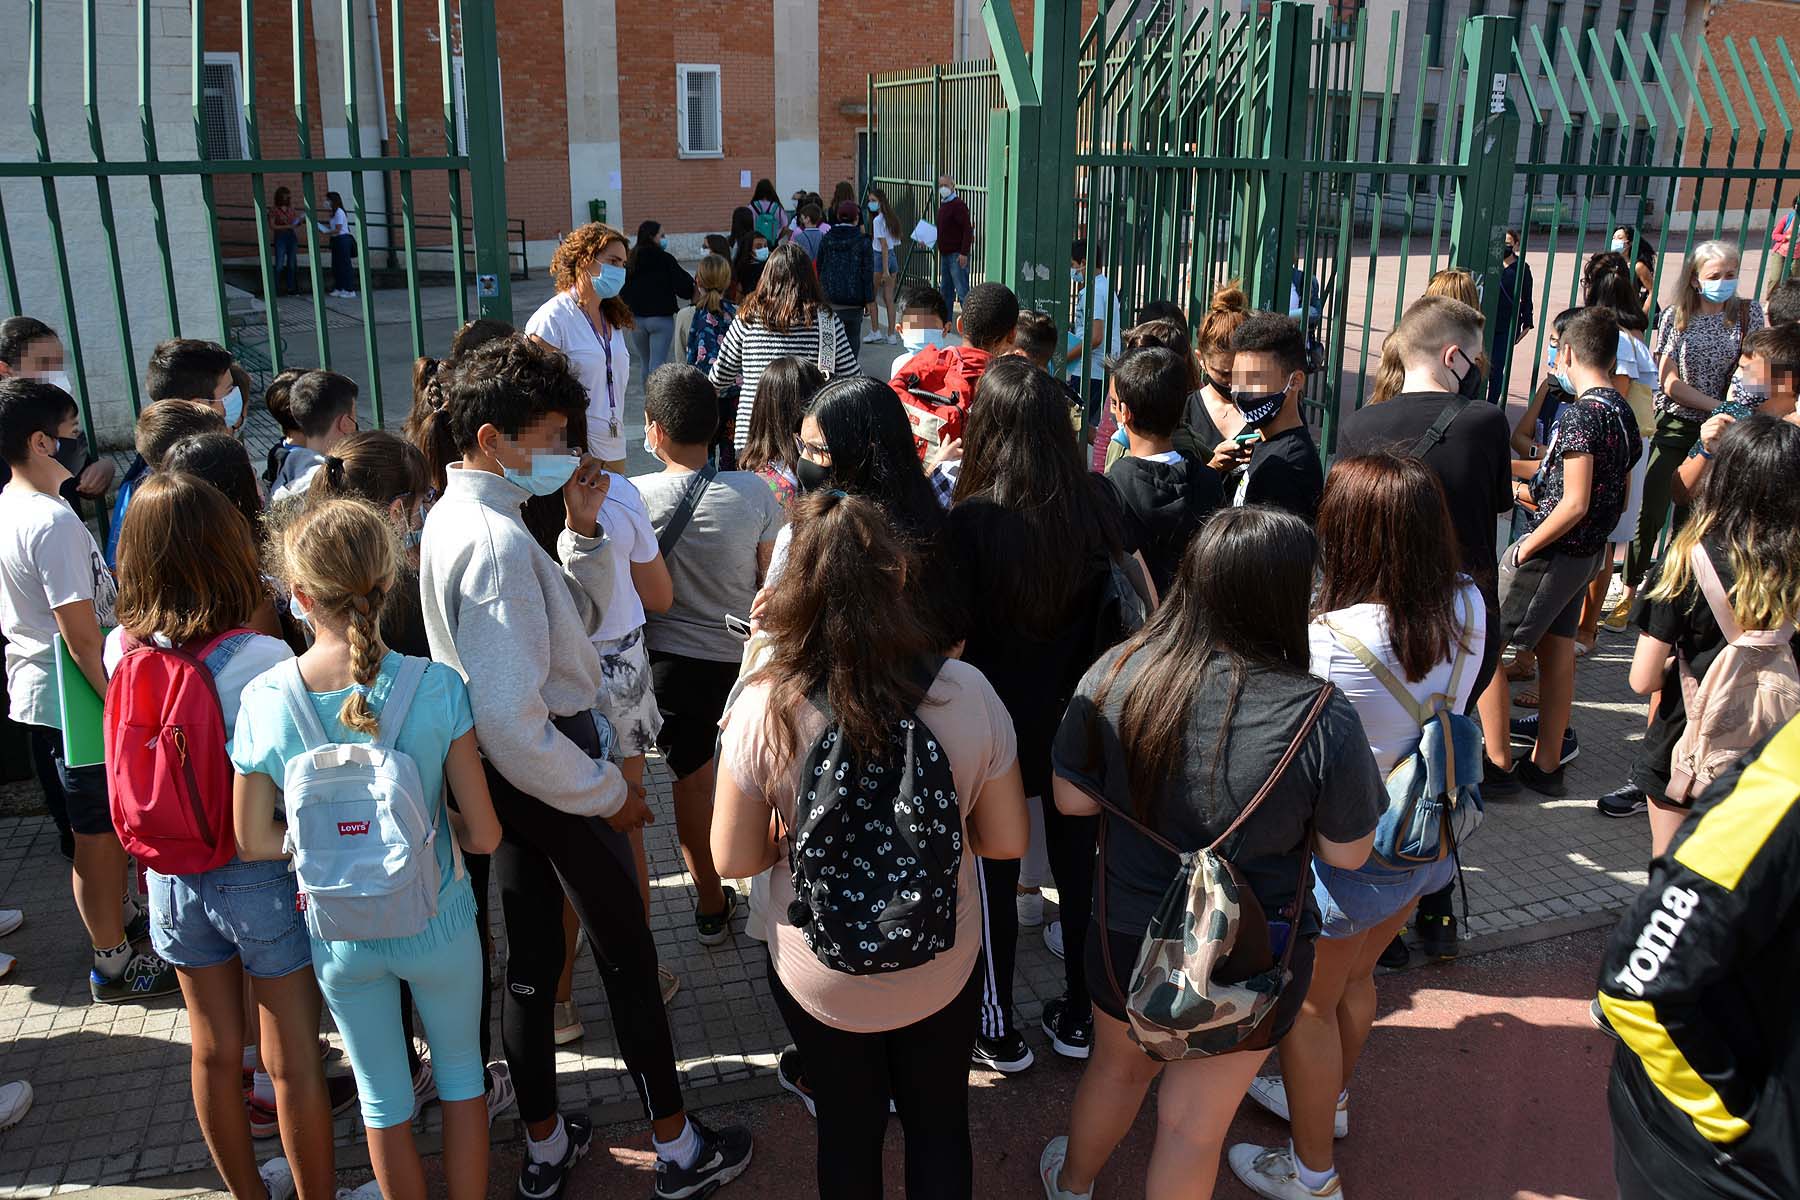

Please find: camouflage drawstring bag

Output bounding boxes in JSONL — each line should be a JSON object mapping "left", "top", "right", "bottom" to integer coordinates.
{"left": 1094, "top": 685, "right": 1333, "bottom": 1062}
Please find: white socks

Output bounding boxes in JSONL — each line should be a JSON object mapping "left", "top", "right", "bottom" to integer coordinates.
{"left": 1291, "top": 1140, "right": 1338, "bottom": 1192}
{"left": 652, "top": 1118, "right": 702, "bottom": 1170}
{"left": 92, "top": 940, "right": 129, "bottom": 980}
{"left": 527, "top": 1115, "right": 569, "bottom": 1165}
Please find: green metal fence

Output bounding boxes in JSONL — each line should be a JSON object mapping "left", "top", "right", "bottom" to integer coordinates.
{"left": 0, "top": 0, "right": 514, "bottom": 451}
{"left": 899, "top": 0, "right": 1800, "bottom": 456}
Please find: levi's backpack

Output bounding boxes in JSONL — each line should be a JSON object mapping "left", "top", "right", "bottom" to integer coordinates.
{"left": 784, "top": 658, "right": 963, "bottom": 975}
{"left": 1667, "top": 543, "right": 1800, "bottom": 804}
{"left": 1091, "top": 685, "right": 1333, "bottom": 1061}
{"left": 1319, "top": 593, "right": 1485, "bottom": 868}
{"left": 106, "top": 629, "right": 261, "bottom": 876}
{"left": 892, "top": 345, "right": 991, "bottom": 458}
{"left": 278, "top": 655, "right": 461, "bottom": 941}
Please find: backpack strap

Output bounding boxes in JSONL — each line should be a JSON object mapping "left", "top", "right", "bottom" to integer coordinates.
{"left": 1690, "top": 543, "right": 1795, "bottom": 647}
{"left": 374, "top": 656, "right": 431, "bottom": 751}
{"left": 1319, "top": 620, "right": 1432, "bottom": 726}
{"left": 1205, "top": 684, "right": 1336, "bottom": 855}
{"left": 658, "top": 464, "right": 717, "bottom": 560}
{"left": 278, "top": 660, "right": 333, "bottom": 752}
{"left": 1407, "top": 393, "right": 1471, "bottom": 458}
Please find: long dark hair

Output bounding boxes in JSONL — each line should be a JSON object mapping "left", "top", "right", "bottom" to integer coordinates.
{"left": 739, "top": 243, "right": 827, "bottom": 332}
{"left": 951, "top": 357, "right": 1122, "bottom": 636}
{"left": 754, "top": 492, "right": 939, "bottom": 764}
{"left": 806, "top": 377, "right": 944, "bottom": 543}
{"left": 627, "top": 219, "right": 662, "bottom": 271}
{"left": 741, "top": 356, "right": 823, "bottom": 478}
{"left": 1314, "top": 453, "right": 1468, "bottom": 682}
{"left": 1093, "top": 506, "right": 1317, "bottom": 820}
{"left": 867, "top": 187, "right": 898, "bottom": 238}
{"left": 752, "top": 178, "right": 781, "bottom": 207}
{"left": 729, "top": 206, "right": 755, "bottom": 251}
{"left": 1583, "top": 252, "right": 1650, "bottom": 333}
{"left": 162, "top": 432, "right": 263, "bottom": 536}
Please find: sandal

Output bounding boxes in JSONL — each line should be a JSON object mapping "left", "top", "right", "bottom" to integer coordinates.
{"left": 1516, "top": 688, "right": 1540, "bottom": 709}
{"left": 1505, "top": 656, "right": 1537, "bottom": 683}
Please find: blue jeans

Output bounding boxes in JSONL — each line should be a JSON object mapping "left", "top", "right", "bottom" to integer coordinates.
{"left": 274, "top": 231, "right": 299, "bottom": 292}
{"left": 940, "top": 253, "right": 970, "bottom": 312}
{"left": 149, "top": 856, "right": 313, "bottom": 979}
{"left": 630, "top": 314, "right": 676, "bottom": 384}
{"left": 330, "top": 234, "right": 356, "bottom": 293}
{"left": 1312, "top": 856, "right": 1457, "bottom": 939}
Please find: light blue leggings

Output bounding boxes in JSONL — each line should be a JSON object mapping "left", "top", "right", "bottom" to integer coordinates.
{"left": 311, "top": 882, "right": 485, "bottom": 1128}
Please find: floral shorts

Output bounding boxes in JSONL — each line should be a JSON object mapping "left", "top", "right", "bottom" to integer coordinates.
{"left": 593, "top": 628, "right": 662, "bottom": 758}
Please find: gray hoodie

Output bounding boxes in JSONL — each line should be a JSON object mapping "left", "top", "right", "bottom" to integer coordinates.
{"left": 419, "top": 463, "right": 627, "bottom": 817}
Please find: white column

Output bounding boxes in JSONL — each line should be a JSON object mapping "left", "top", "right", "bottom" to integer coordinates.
{"left": 564, "top": 0, "right": 622, "bottom": 235}
{"left": 773, "top": 0, "right": 818, "bottom": 199}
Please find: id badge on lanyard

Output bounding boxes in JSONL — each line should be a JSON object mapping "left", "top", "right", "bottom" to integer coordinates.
{"left": 598, "top": 324, "right": 619, "bottom": 440}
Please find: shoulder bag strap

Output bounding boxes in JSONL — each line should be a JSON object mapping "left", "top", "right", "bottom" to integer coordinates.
{"left": 278, "top": 659, "right": 332, "bottom": 752}
{"left": 1319, "top": 619, "right": 1431, "bottom": 726}
{"left": 1407, "top": 393, "right": 1471, "bottom": 458}
{"left": 1689, "top": 542, "right": 1746, "bottom": 644}
{"left": 657, "top": 464, "right": 717, "bottom": 559}
{"left": 1206, "top": 683, "right": 1336, "bottom": 855}
{"left": 374, "top": 656, "right": 431, "bottom": 750}
{"left": 816, "top": 314, "right": 836, "bottom": 378}
{"left": 1444, "top": 591, "right": 1474, "bottom": 704}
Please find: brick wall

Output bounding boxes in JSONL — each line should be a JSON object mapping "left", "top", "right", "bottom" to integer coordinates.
{"left": 1676, "top": 0, "right": 1800, "bottom": 229}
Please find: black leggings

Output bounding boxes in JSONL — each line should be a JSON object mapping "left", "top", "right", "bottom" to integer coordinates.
{"left": 485, "top": 718, "right": 683, "bottom": 1126}
{"left": 974, "top": 797, "right": 1097, "bottom": 1038}
{"left": 768, "top": 956, "right": 982, "bottom": 1200}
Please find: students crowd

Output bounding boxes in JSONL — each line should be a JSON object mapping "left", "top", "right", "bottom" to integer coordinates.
{"left": 2, "top": 221, "right": 1798, "bottom": 1200}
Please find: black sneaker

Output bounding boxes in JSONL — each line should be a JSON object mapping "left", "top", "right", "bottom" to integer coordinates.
{"left": 1416, "top": 913, "right": 1459, "bottom": 959}
{"left": 653, "top": 1115, "right": 753, "bottom": 1199}
{"left": 1041, "top": 995, "right": 1092, "bottom": 1060}
{"left": 1508, "top": 715, "right": 1580, "bottom": 765}
{"left": 516, "top": 1112, "right": 593, "bottom": 1200}
{"left": 1590, "top": 998, "right": 1620, "bottom": 1041}
{"left": 1597, "top": 784, "right": 1649, "bottom": 818}
{"left": 1376, "top": 933, "right": 1410, "bottom": 970}
{"left": 90, "top": 949, "right": 180, "bottom": 1004}
{"left": 125, "top": 907, "right": 151, "bottom": 945}
{"left": 1482, "top": 757, "right": 1521, "bottom": 799}
{"left": 695, "top": 886, "right": 739, "bottom": 948}
{"left": 1516, "top": 758, "right": 1566, "bottom": 797}
{"left": 971, "top": 1031, "right": 1035, "bottom": 1074}
{"left": 776, "top": 1046, "right": 816, "bottom": 1118}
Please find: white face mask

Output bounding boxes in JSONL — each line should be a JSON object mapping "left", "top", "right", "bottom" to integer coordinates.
{"left": 902, "top": 328, "right": 948, "bottom": 352}
{"left": 34, "top": 370, "right": 71, "bottom": 395}
{"left": 938, "top": 186, "right": 953, "bottom": 201}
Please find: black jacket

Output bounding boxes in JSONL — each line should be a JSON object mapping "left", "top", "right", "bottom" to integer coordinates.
{"left": 1601, "top": 719, "right": 1800, "bottom": 1199}
{"left": 620, "top": 243, "right": 695, "bottom": 319}
{"left": 1104, "top": 452, "right": 1222, "bottom": 596}
{"left": 816, "top": 225, "right": 874, "bottom": 307}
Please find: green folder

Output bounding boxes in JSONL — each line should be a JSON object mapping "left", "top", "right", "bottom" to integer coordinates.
{"left": 55, "top": 632, "right": 107, "bottom": 768}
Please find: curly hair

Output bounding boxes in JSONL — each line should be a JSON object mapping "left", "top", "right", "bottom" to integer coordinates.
{"left": 440, "top": 333, "right": 590, "bottom": 455}
{"left": 548, "top": 222, "right": 634, "bottom": 331}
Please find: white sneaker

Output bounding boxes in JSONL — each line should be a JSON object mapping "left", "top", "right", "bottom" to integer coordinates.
{"left": 334, "top": 1182, "right": 382, "bottom": 1200}
{"left": 1016, "top": 891, "right": 1045, "bottom": 928}
{"left": 1246, "top": 1074, "right": 1348, "bottom": 1139}
{"left": 0, "top": 952, "right": 14, "bottom": 981}
{"left": 485, "top": 1061, "right": 516, "bottom": 1126}
{"left": 553, "top": 1000, "right": 584, "bottom": 1045}
{"left": 0, "top": 909, "right": 22, "bottom": 937}
{"left": 1045, "top": 919, "right": 1064, "bottom": 960}
{"left": 0, "top": 1079, "right": 31, "bottom": 1130}
{"left": 259, "top": 1156, "right": 296, "bottom": 1200}
{"left": 1227, "top": 1143, "right": 1342, "bottom": 1198}
{"left": 1040, "top": 1135, "right": 1092, "bottom": 1199}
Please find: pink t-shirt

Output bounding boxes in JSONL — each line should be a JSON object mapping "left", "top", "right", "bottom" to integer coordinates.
{"left": 719, "top": 660, "right": 1018, "bottom": 1033}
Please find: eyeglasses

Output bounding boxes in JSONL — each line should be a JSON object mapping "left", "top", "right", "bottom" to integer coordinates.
{"left": 795, "top": 434, "right": 831, "bottom": 460}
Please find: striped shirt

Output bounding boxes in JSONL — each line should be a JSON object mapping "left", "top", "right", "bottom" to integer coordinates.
{"left": 709, "top": 311, "right": 862, "bottom": 450}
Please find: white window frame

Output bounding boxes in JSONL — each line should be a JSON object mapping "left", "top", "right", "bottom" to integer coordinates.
{"left": 201, "top": 52, "right": 250, "bottom": 161}
{"left": 676, "top": 63, "right": 723, "bottom": 159}
{"left": 449, "top": 56, "right": 507, "bottom": 160}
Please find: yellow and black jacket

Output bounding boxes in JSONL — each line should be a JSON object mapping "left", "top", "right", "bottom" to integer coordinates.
{"left": 1600, "top": 717, "right": 1800, "bottom": 1200}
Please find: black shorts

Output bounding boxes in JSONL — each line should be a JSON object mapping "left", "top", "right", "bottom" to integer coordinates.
{"left": 32, "top": 725, "right": 113, "bottom": 836}
{"left": 648, "top": 650, "right": 741, "bottom": 780}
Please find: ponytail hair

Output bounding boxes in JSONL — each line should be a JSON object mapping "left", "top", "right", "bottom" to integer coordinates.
{"left": 1369, "top": 341, "right": 1406, "bottom": 405}
{"left": 693, "top": 254, "right": 732, "bottom": 316}
{"left": 314, "top": 429, "right": 431, "bottom": 508}
{"left": 271, "top": 497, "right": 399, "bottom": 736}
{"left": 404, "top": 356, "right": 456, "bottom": 492}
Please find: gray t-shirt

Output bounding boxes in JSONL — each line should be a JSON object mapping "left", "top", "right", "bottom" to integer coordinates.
{"left": 1053, "top": 650, "right": 1382, "bottom": 938}
{"left": 631, "top": 468, "right": 784, "bottom": 662}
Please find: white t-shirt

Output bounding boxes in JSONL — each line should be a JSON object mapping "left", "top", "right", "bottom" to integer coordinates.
{"left": 0, "top": 487, "right": 118, "bottom": 727}
{"left": 1308, "top": 581, "right": 1488, "bottom": 775}
{"left": 592, "top": 473, "right": 660, "bottom": 643}
{"left": 872, "top": 213, "right": 895, "bottom": 255}
{"left": 525, "top": 289, "right": 632, "bottom": 462}
{"left": 322, "top": 209, "right": 351, "bottom": 236}
{"left": 1069, "top": 273, "right": 1122, "bottom": 381}
{"left": 102, "top": 629, "right": 292, "bottom": 740}
{"left": 1617, "top": 332, "right": 1659, "bottom": 390}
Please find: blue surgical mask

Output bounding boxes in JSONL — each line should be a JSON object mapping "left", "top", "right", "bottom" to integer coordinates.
{"left": 1699, "top": 277, "right": 1738, "bottom": 303}
{"left": 867, "top": 200, "right": 880, "bottom": 213}
{"left": 401, "top": 526, "right": 422, "bottom": 550}
{"left": 902, "top": 328, "right": 947, "bottom": 352}
{"left": 1611, "top": 238, "right": 1628, "bottom": 255}
{"left": 592, "top": 264, "right": 627, "bottom": 299}
{"left": 1546, "top": 344, "right": 1559, "bottom": 369}
{"left": 659, "top": 236, "right": 669, "bottom": 250}
{"left": 754, "top": 247, "right": 770, "bottom": 263}
{"left": 1554, "top": 369, "right": 1575, "bottom": 394}
{"left": 502, "top": 450, "right": 580, "bottom": 497}
{"left": 220, "top": 385, "right": 245, "bottom": 428}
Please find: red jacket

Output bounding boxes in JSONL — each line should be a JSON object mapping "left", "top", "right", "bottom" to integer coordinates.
{"left": 937, "top": 195, "right": 973, "bottom": 257}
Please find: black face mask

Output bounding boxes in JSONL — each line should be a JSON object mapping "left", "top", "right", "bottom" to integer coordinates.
{"left": 1233, "top": 377, "right": 1291, "bottom": 427}
{"left": 795, "top": 457, "right": 833, "bottom": 494}
{"left": 1452, "top": 350, "right": 1485, "bottom": 403}
{"left": 1202, "top": 369, "right": 1233, "bottom": 404}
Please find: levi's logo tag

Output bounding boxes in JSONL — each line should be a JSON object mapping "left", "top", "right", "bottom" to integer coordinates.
{"left": 295, "top": 893, "right": 308, "bottom": 913}
{"left": 337, "top": 820, "right": 371, "bottom": 836}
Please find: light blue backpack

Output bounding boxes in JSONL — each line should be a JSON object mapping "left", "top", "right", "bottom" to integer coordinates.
{"left": 278, "top": 656, "right": 461, "bottom": 941}
{"left": 1320, "top": 595, "right": 1485, "bottom": 869}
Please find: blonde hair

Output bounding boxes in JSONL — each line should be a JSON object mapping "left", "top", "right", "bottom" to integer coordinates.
{"left": 1672, "top": 240, "right": 1748, "bottom": 332}
{"left": 693, "top": 254, "right": 732, "bottom": 316}
{"left": 1369, "top": 342, "right": 1406, "bottom": 406}
{"left": 272, "top": 497, "right": 399, "bottom": 736}
{"left": 1424, "top": 268, "right": 1480, "bottom": 309}
{"left": 1194, "top": 283, "right": 1248, "bottom": 360}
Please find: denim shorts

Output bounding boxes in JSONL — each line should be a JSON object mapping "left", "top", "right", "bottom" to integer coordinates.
{"left": 877, "top": 247, "right": 900, "bottom": 274}
{"left": 1312, "top": 856, "right": 1457, "bottom": 940}
{"left": 149, "top": 856, "right": 313, "bottom": 979}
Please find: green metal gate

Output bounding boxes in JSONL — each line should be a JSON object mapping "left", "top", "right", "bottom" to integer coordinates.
{"left": 911, "top": 0, "right": 1800, "bottom": 455}
{"left": 0, "top": 0, "right": 515, "bottom": 453}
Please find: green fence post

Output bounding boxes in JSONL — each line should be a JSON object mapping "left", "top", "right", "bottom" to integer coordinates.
{"left": 460, "top": 0, "right": 512, "bottom": 322}
{"left": 1244, "top": 1, "right": 1310, "bottom": 312}
{"left": 1450, "top": 15, "right": 1521, "bottom": 348}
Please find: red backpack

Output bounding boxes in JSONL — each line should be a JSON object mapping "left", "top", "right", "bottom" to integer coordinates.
{"left": 891, "top": 345, "right": 992, "bottom": 459}
{"left": 105, "top": 629, "right": 259, "bottom": 876}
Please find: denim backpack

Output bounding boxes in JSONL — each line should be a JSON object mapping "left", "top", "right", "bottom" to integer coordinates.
{"left": 1319, "top": 593, "right": 1484, "bottom": 869}
{"left": 278, "top": 655, "right": 459, "bottom": 941}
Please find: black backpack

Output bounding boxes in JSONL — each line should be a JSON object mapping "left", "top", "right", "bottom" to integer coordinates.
{"left": 784, "top": 659, "right": 962, "bottom": 975}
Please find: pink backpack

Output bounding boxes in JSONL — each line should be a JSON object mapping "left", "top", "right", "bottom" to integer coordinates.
{"left": 1666, "top": 545, "right": 1800, "bottom": 805}
{"left": 105, "top": 629, "right": 258, "bottom": 875}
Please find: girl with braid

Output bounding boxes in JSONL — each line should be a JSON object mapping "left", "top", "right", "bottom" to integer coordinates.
{"left": 233, "top": 497, "right": 503, "bottom": 1200}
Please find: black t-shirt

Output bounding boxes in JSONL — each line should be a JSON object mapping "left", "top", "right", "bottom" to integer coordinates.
{"left": 1630, "top": 537, "right": 1800, "bottom": 794}
{"left": 1238, "top": 423, "right": 1324, "bottom": 524}
{"left": 1335, "top": 391, "right": 1513, "bottom": 593}
{"left": 1527, "top": 387, "right": 1641, "bottom": 559}
{"left": 1053, "top": 652, "right": 1381, "bottom": 939}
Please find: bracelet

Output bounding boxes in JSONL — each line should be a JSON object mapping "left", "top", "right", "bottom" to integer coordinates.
{"left": 1697, "top": 447, "right": 1713, "bottom": 459}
